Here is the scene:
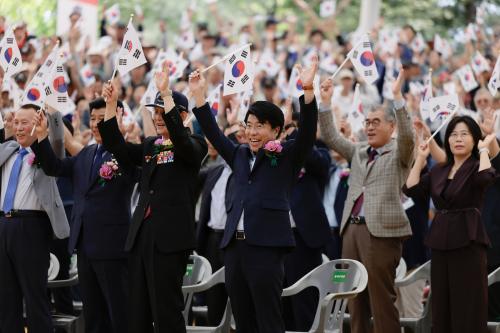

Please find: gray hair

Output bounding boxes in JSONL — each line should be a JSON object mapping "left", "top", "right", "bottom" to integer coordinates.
{"left": 367, "top": 102, "right": 396, "bottom": 123}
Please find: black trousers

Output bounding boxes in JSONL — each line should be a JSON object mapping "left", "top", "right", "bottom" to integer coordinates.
{"left": 224, "top": 239, "right": 287, "bottom": 333}
{"left": 77, "top": 248, "right": 129, "bottom": 333}
{"left": 324, "top": 227, "right": 342, "bottom": 260}
{"left": 204, "top": 230, "right": 227, "bottom": 325}
{"left": 0, "top": 215, "right": 53, "bottom": 333}
{"left": 283, "top": 229, "right": 321, "bottom": 331}
{"left": 128, "top": 220, "right": 190, "bottom": 333}
{"left": 431, "top": 244, "right": 488, "bottom": 333}
{"left": 50, "top": 204, "right": 74, "bottom": 316}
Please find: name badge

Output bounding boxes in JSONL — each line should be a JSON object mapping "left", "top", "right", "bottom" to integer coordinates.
{"left": 157, "top": 150, "right": 174, "bottom": 164}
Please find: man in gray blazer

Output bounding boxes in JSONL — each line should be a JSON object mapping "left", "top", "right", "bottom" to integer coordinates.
{"left": 318, "top": 70, "right": 414, "bottom": 333}
{"left": 0, "top": 103, "right": 69, "bottom": 333}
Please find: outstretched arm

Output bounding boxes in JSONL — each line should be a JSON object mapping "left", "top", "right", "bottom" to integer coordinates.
{"left": 190, "top": 70, "right": 238, "bottom": 167}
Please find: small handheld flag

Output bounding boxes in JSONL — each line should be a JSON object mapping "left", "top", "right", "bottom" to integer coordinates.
{"left": 223, "top": 44, "right": 253, "bottom": 96}
{"left": 0, "top": 27, "right": 23, "bottom": 77}
{"left": 112, "top": 16, "right": 147, "bottom": 79}
{"left": 348, "top": 34, "right": 379, "bottom": 85}
{"left": 455, "top": 64, "right": 478, "bottom": 93}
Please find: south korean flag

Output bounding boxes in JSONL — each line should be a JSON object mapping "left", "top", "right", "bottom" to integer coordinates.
{"left": 0, "top": 27, "right": 23, "bottom": 77}
{"left": 45, "top": 55, "right": 75, "bottom": 115}
{"left": 455, "top": 64, "right": 478, "bottom": 93}
{"left": 348, "top": 34, "right": 379, "bottom": 85}
{"left": 115, "top": 21, "right": 147, "bottom": 77}
{"left": 223, "top": 44, "right": 253, "bottom": 96}
{"left": 429, "top": 94, "right": 460, "bottom": 122}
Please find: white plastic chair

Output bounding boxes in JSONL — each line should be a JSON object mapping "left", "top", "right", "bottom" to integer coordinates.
{"left": 182, "top": 254, "right": 213, "bottom": 325}
{"left": 183, "top": 267, "right": 232, "bottom": 333}
{"left": 395, "top": 260, "right": 431, "bottom": 333}
{"left": 395, "top": 257, "right": 408, "bottom": 283}
{"left": 48, "top": 253, "right": 60, "bottom": 281}
{"left": 488, "top": 266, "right": 500, "bottom": 333}
{"left": 282, "top": 259, "right": 368, "bottom": 333}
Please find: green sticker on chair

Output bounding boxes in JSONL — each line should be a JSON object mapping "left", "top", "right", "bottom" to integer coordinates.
{"left": 185, "top": 264, "right": 193, "bottom": 276}
{"left": 332, "top": 270, "right": 348, "bottom": 283}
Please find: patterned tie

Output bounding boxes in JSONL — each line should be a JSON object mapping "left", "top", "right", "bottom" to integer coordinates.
{"left": 350, "top": 149, "right": 378, "bottom": 217}
{"left": 3, "top": 148, "right": 29, "bottom": 213}
{"left": 90, "top": 145, "right": 106, "bottom": 181}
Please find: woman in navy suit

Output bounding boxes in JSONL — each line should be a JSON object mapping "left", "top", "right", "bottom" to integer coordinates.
{"left": 189, "top": 56, "right": 319, "bottom": 332}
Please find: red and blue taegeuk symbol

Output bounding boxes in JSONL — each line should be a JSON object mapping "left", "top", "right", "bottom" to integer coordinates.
{"left": 4, "top": 48, "right": 12, "bottom": 63}
{"left": 125, "top": 40, "right": 133, "bottom": 52}
{"left": 296, "top": 79, "right": 303, "bottom": 91}
{"left": 53, "top": 76, "right": 67, "bottom": 93}
{"left": 210, "top": 102, "right": 219, "bottom": 115}
{"left": 27, "top": 88, "right": 41, "bottom": 101}
{"left": 360, "top": 51, "right": 374, "bottom": 66}
{"left": 232, "top": 60, "right": 245, "bottom": 78}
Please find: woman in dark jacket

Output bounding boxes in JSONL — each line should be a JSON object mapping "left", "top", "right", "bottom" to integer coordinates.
{"left": 404, "top": 115, "right": 499, "bottom": 333}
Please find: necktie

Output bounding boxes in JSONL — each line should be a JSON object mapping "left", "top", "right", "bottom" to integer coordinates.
{"left": 3, "top": 148, "right": 29, "bottom": 213}
{"left": 90, "top": 145, "right": 106, "bottom": 181}
{"left": 350, "top": 149, "right": 378, "bottom": 217}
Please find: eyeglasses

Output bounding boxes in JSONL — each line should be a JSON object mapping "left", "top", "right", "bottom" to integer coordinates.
{"left": 363, "top": 119, "right": 381, "bottom": 128}
{"left": 449, "top": 131, "right": 471, "bottom": 140}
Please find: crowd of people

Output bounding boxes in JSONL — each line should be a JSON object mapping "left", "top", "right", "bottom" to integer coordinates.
{"left": 0, "top": 1, "right": 499, "bottom": 332}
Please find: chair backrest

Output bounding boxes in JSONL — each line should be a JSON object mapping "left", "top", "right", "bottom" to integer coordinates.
{"left": 285, "top": 259, "right": 368, "bottom": 331}
{"left": 182, "top": 254, "right": 213, "bottom": 325}
{"left": 395, "top": 257, "right": 407, "bottom": 282}
{"left": 48, "top": 253, "right": 60, "bottom": 281}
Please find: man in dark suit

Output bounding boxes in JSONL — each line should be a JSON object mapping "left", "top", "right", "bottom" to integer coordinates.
{"left": 283, "top": 134, "right": 331, "bottom": 331}
{"left": 99, "top": 68, "right": 207, "bottom": 333}
{"left": 196, "top": 160, "right": 231, "bottom": 325}
{"left": 189, "top": 55, "right": 319, "bottom": 333}
{"left": 0, "top": 104, "right": 70, "bottom": 333}
{"left": 32, "top": 98, "right": 136, "bottom": 333}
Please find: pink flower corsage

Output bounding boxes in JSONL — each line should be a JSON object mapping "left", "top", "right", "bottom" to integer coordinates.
{"left": 298, "top": 167, "right": 306, "bottom": 179}
{"left": 263, "top": 140, "right": 283, "bottom": 167}
{"left": 339, "top": 167, "right": 350, "bottom": 188}
{"left": 98, "top": 158, "right": 121, "bottom": 186}
{"left": 27, "top": 153, "right": 40, "bottom": 168}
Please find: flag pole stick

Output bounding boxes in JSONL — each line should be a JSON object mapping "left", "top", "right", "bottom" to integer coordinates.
{"left": 201, "top": 43, "right": 251, "bottom": 74}
{"left": 425, "top": 109, "right": 458, "bottom": 144}
{"left": 330, "top": 39, "right": 364, "bottom": 80}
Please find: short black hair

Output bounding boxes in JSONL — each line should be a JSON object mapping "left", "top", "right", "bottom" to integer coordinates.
{"left": 309, "top": 29, "right": 325, "bottom": 40}
{"left": 244, "top": 101, "right": 284, "bottom": 138}
{"left": 20, "top": 103, "right": 41, "bottom": 112}
{"left": 402, "top": 24, "right": 417, "bottom": 36}
{"left": 443, "top": 115, "right": 482, "bottom": 165}
{"left": 89, "top": 98, "right": 124, "bottom": 115}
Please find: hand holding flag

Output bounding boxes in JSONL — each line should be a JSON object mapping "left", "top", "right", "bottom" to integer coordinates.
{"left": 189, "top": 70, "right": 208, "bottom": 107}
{"left": 295, "top": 54, "right": 319, "bottom": 103}
{"left": 392, "top": 67, "right": 405, "bottom": 101}
{"left": 154, "top": 61, "right": 171, "bottom": 96}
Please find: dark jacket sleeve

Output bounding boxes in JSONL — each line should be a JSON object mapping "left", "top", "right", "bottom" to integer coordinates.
{"left": 31, "top": 137, "right": 75, "bottom": 178}
{"left": 289, "top": 95, "right": 319, "bottom": 169}
{"left": 193, "top": 102, "right": 238, "bottom": 168}
{"left": 98, "top": 117, "right": 144, "bottom": 170}
{"left": 162, "top": 107, "right": 207, "bottom": 168}
{"left": 402, "top": 171, "right": 431, "bottom": 202}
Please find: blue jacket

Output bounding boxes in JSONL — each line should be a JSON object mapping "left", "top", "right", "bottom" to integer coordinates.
{"left": 193, "top": 96, "right": 318, "bottom": 249}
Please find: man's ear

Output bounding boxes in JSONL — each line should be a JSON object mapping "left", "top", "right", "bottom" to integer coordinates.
{"left": 180, "top": 111, "right": 188, "bottom": 122}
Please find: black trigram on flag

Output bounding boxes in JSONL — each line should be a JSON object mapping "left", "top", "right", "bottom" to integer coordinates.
{"left": 364, "top": 70, "right": 372, "bottom": 77}
{"left": 133, "top": 49, "right": 141, "bottom": 59}
{"left": 57, "top": 96, "right": 67, "bottom": 103}
{"left": 241, "top": 74, "right": 249, "bottom": 84}
{"left": 57, "top": 66, "right": 64, "bottom": 73}
{"left": 36, "top": 72, "right": 44, "bottom": 78}
{"left": 432, "top": 105, "right": 440, "bottom": 112}
{"left": 352, "top": 111, "right": 359, "bottom": 119}
{"left": 352, "top": 51, "right": 358, "bottom": 58}
{"left": 124, "top": 40, "right": 132, "bottom": 50}
{"left": 447, "top": 103, "right": 457, "bottom": 111}
{"left": 12, "top": 57, "right": 19, "bottom": 66}
{"left": 363, "top": 42, "right": 371, "bottom": 48}
{"left": 228, "top": 55, "right": 236, "bottom": 64}
{"left": 46, "top": 60, "right": 53, "bottom": 68}
{"left": 45, "top": 86, "right": 53, "bottom": 96}
{"left": 227, "top": 80, "right": 235, "bottom": 88}
{"left": 119, "top": 59, "right": 127, "bottom": 66}
{"left": 6, "top": 38, "right": 13, "bottom": 44}
{"left": 241, "top": 50, "right": 248, "bottom": 58}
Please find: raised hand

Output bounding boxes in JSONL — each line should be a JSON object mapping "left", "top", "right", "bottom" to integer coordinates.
{"left": 417, "top": 143, "right": 430, "bottom": 159}
{"left": 413, "top": 117, "right": 431, "bottom": 139}
{"left": 392, "top": 66, "right": 405, "bottom": 101}
{"left": 297, "top": 54, "right": 318, "bottom": 88}
{"left": 102, "top": 81, "right": 118, "bottom": 105}
{"left": 320, "top": 77, "right": 334, "bottom": 105}
{"left": 33, "top": 109, "right": 48, "bottom": 140}
{"left": 154, "top": 61, "right": 170, "bottom": 94}
{"left": 479, "top": 107, "right": 496, "bottom": 136}
{"left": 478, "top": 133, "right": 496, "bottom": 150}
{"left": 188, "top": 70, "right": 207, "bottom": 104}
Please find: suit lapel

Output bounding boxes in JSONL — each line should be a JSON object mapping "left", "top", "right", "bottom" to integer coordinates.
{"left": 0, "top": 142, "right": 20, "bottom": 167}
{"left": 249, "top": 148, "right": 265, "bottom": 176}
{"left": 365, "top": 141, "right": 394, "bottom": 179}
{"left": 83, "top": 145, "right": 100, "bottom": 193}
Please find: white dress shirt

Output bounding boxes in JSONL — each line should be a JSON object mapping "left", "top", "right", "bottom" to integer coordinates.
{"left": 207, "top": 164, "right": 232, "bottom": 230}
{"left": 1, "top": 147, "right": 43, "bottom": 211}
{"left": 323, "top": 166, "right": 343, "bottom": 228}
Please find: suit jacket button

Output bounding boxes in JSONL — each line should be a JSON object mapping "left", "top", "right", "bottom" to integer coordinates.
{"left": 149, "top": 190, "right": 154, "bottom": 195}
